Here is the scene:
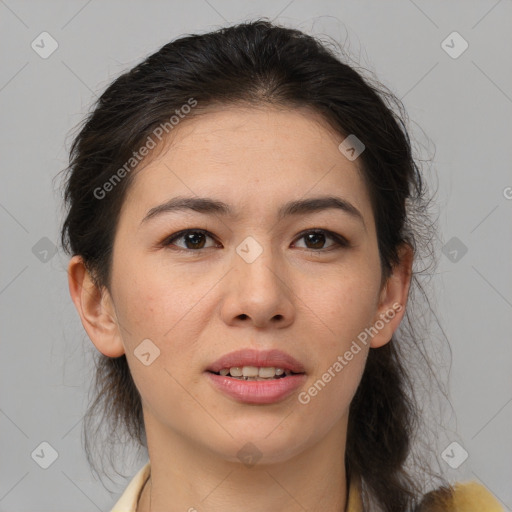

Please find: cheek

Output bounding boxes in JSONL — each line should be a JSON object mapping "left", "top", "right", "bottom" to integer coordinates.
{"left": 112, "top": 256, "right": 209, "bottom": 345}
{"left": 114, "top": 265, "right": 206, "bottom": 422}
{"left": 296, "top": 264, "right": 379, "bottom": 410}
{"left": 308, "top": 271, "right": 380, "bottom": 348}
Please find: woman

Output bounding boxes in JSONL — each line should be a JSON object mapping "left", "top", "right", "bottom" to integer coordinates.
{"left": 60, "top": 20, "right": 503, "bottom": 511}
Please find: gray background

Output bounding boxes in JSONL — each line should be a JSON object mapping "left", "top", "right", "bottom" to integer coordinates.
{"left": 1, "top": 0, "right": 511, "bottom": 510}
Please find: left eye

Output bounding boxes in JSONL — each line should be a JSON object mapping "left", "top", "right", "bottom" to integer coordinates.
{"left": 292, "top": 229, "right": 347, "bottom": 251}
{"left": 162, "top": 229, "right": 348, "bottom": 251}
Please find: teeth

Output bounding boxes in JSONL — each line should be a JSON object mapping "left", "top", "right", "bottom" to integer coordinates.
{"left": 242, "top": 366, "right": 259, "bottom": 377}
{"left": 258, "top": 367, "right": 276, "bottom": 378}
{"left": 229, "top": 367, "right": 243, "bottom": 377}
{"left": 218, "top": 366, "right": 291, "bottom": 379}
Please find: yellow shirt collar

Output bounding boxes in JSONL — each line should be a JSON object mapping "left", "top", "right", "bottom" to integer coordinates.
{"left": 110, "top": 461, "right": 363, "bottom": 512}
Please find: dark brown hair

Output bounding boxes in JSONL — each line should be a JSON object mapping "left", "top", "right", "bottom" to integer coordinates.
{"left": 59, "top": 19, "right": 450, "bottom": 511}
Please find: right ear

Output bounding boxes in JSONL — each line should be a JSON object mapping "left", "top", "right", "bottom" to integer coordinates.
{"left": 67, "top": 255, "right": 125, "bottom": 357}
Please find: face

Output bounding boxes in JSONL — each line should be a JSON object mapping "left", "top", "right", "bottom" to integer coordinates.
{"left": 93, "top": 105, "right": 404, "bottom": 464}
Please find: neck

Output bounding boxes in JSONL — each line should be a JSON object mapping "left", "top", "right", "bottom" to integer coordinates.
{"left": 137, "top": 409, "right": 349, "bottom": 512}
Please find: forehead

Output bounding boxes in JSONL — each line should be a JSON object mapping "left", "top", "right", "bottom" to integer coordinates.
{"left": 123, "top": 105, "right": 373, "bottom": 225}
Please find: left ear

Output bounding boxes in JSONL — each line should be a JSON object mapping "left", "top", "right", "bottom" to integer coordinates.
{"left": 370, "top": 243, "right": 414, "bottom": 348}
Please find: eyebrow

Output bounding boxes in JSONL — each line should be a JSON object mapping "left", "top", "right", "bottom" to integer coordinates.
{"left": 140, "top": 195, "right": 365, "bottom": 228}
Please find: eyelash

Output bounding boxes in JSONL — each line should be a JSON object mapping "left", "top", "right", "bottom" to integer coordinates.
{"left": 160, "top": 228, "right": 350, "bottom": 253}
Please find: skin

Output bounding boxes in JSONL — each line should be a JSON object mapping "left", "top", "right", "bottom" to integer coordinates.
{"left": 68, "top": 105, "right": 413, "bottom": 512}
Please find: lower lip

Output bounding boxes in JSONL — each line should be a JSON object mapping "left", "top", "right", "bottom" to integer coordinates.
{"left": 205, "top": 372, "right": 307, "bottom": 404}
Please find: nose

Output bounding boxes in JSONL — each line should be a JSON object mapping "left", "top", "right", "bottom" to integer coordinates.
{"left": 219, "top": 243, "right": 295, "bottom": 329}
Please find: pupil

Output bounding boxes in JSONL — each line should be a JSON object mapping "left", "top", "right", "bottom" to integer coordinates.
{"left": 306, "top": 232, "right": 325, "bottom": 249}
{"left": 186, "top": 232, "right": 205, "bottom": 249}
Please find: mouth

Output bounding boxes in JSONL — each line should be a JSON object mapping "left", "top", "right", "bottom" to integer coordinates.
{"left": 205, "top": 348, "right": 306, "bottom": 375}
{"left": 206, "top": 366, "right": 304, "bottom": 381}
{"left": 204, "top": 349, "right": 307, "bottom": 404}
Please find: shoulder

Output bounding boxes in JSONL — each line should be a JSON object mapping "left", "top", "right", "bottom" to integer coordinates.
{"left": 450, "top": 481, "right": 504, "bottom": 511}
{"left": 417, "top": 481, "right": 504, "bottom": 511}
{"left": 110, "top": 460, "right": 151, "bottom": 512}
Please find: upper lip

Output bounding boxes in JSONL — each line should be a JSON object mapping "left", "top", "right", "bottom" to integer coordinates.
{"left": 206, "top": 349, "right": 306, "bottom": 374}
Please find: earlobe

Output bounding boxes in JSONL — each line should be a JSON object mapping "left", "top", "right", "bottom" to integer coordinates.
{"left": 369, "top": 243, "right": 413, "bottom": 349}
{"left": 67, "top": 255, "right": 125, "bottom": 358}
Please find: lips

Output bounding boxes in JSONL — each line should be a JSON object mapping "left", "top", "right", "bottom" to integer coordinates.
{"left": 205, "top": 348, "right": 306, "bottom": 374}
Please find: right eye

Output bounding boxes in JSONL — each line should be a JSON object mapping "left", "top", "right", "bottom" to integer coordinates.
{"left": 161, "top": 229, "right": 221, "bottom": 251}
